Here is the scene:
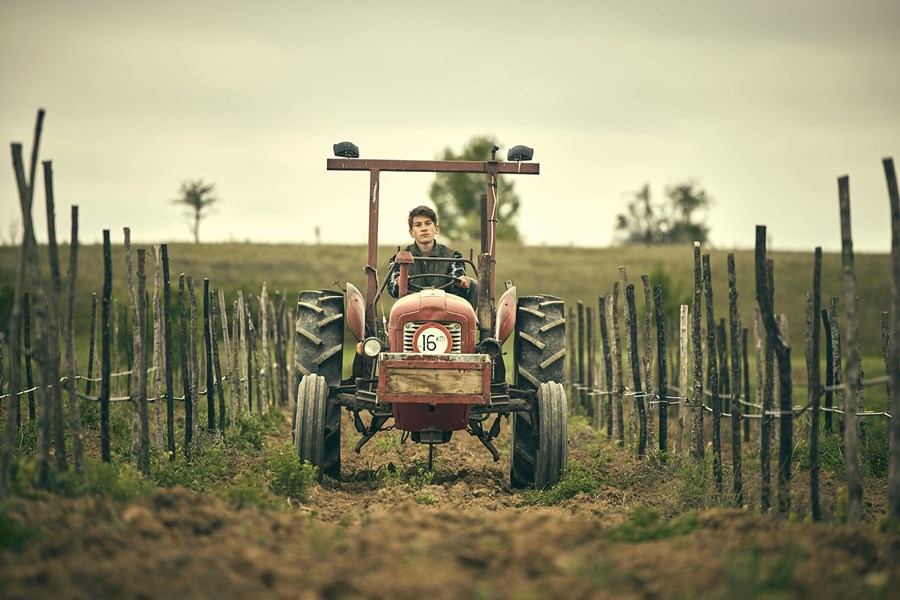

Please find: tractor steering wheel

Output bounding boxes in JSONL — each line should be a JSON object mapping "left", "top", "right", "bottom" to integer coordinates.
{"left": 406, "top": 273, "right": 461, "bottom": 292}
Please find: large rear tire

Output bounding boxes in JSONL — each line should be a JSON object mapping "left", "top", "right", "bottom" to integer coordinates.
{"left": 513, "top": 295, "right": 566, "bottom": 391}
{"left": 510, "top": 381, "right": 568, "bottom": 489}
{"left": 294, "top": 374, "right": 341, "bottom": 480}
{"left": 293, "top": 289, "right": 344, "bottom": 387}
{"left": 292, "top": 289, "right": 343, "bottom": 478}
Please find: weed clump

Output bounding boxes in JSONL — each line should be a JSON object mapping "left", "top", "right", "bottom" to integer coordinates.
{"left": 266, "top": 440, "right": 318, "bottom": 501}
{"left": 519, "top": 460, "right": 601, "bottom": 506}
{"left": 606, "top": 505, "right": 700, "bottom": 543}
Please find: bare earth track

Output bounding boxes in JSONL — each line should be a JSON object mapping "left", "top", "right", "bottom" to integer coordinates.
{"left": 2, "top": 416, "right": 898, "bottom": 599}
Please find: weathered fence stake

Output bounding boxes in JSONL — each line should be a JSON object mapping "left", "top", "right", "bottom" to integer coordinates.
{"left": 65, "top": 206, "right": 84, "bottom": 473}
{"left": 210, "top": 290, "right": 226, "bottom": 433}
{"left": 203, "top": 279, "right": 215, "bottom": 433}
{"left": 703, "top": 255, "right": 723, "bottom": 495}
{"left": 808, "top": 248, "right": 823, "bottom": 521}
{"left": 178, "top": 274, "right": 193, "bottom": 459}
{"left": 187, "top": 276, "right": 201, "bottom": 454}
{"left": 653, "top": 285, "right": 667, "bottom": 456}
{"left": 883, "top": 156, "right": 900, "bottom": 519}
{"left": 101, "top": 230, "right": 112, "bottom": 463}
{"left": 586, "top": 305, "right": 597, "bottom": 421}
{"left": 727, "top": 253, "right": 743, "bottom": 507}
{"left": 610, "top": 283, "right": 625, "bottom": 446}
{"left": 837, "top": 176, "right": 863, "bottom": 523}
{"left": 678, "top": 304, "right": 689, "bottom": 454}
{"left": 642, "top": 275, "right": 655, "bottom": 451}
{"left": 625, "top": 284, "right": 647, "bottom": 457}
{"left": 690, "top": 242, "right": 704, "bottom": 460}
{"left": 598, "top": 295, "right": 613, "bottom": 437}
{"left": 23, "top": 294, "right": 35, "bottom": 422}
{"left": 161, "top": 244, "right": 175, "bottom": 459}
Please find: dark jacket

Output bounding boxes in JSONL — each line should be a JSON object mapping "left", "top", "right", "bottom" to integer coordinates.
{"left": 387, "top": 242, "right": 467, "bottom": 298}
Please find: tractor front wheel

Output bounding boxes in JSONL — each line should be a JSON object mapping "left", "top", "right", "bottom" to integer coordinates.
{"left": 510, "top": 381, "right": 568, "bottom": 489}
{"left": 294, "top": 374, "right": 341, "bottom": 480}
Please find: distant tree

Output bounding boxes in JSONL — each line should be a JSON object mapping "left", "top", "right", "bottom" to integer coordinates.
{"left": 428, "top": 135, "right": 522, "bottom": 241}
{"left": 173, "top": 179, "right": 218, "bottom": 244}
{"left": 615, "top": 181, "right": 711, "bottom": 245}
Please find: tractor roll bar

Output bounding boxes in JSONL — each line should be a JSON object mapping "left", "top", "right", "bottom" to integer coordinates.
{"left": 327, "top": 156, "right": 539, "bottom": 336}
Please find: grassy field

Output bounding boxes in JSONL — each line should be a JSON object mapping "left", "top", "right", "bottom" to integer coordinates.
{"left": 0, "top": 240, "right": 892, "bottom": 358}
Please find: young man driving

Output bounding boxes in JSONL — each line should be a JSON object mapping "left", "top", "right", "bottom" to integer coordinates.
{"left": 386, "top": 205, "right": 477, "bottom": 306}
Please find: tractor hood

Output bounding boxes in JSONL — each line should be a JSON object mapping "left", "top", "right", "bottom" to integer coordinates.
{"left": 388, "top": 289, "right": 477, "bottom": 354}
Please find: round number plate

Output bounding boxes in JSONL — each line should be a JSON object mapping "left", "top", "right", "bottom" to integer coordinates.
{"left": 412, "top": 322, "right": 453, "bottom": 354}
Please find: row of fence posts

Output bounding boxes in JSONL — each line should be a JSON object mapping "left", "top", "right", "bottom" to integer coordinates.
{"left": 0, "top": 109, "right": 298, "bottom": 500}
{"left": 566, "top": 157, "right": 900, "bottom": 521}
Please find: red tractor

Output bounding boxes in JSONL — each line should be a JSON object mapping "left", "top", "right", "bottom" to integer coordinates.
{"left": 292, "top": 143, "right": 567, "bottom": 489}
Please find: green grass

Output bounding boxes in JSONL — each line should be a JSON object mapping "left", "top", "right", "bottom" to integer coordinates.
{"left": 0, "top": 242, "right": 892, "bottom": 370}
{"left": 606, "top": 505, "right": 701, "bottom": 543}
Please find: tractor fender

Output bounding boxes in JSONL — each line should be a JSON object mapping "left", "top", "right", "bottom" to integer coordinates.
{"left": 346, "top": 282, "right": 366, "bottom": 341}
{"left": 494, "top": 285, "right": 517, "bottom": 343}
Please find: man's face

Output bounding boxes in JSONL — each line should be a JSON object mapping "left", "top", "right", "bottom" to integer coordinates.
{"left": 409, "top": 215, "right": 439, "bottom": 246}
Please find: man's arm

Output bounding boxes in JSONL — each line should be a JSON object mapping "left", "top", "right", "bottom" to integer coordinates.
{"left": 449, "top": 251, "right": 470, "bottom": 289}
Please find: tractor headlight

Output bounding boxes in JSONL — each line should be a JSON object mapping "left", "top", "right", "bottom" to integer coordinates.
{"left": 361, "top": 337, "right": 384, "bottom": 358}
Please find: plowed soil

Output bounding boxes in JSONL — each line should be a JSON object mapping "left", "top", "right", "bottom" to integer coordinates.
{"left": 2, "top": 417, "right": 899, "bottom": 599}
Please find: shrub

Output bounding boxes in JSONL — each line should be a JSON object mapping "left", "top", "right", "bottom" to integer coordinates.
{"left": 519, "top": 460, "right": 601, "bottom": 506}
{"left": 266, "top": 440, "right": 318, "bottom": 501}
{"left": 677, "top": 454, "right": 718, "bottom": 510}
{"left": 0, "top": 503, "right": 43, "bottom": 553}
{"left": 606, "top": 506, "right": 700, "bottom": 543}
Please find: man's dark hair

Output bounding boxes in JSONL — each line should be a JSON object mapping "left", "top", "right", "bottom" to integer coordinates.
{"left": 408, "top": 205, "right": 438, "bottom": 229}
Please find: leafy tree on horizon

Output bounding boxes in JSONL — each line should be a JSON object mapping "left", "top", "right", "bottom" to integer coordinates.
{"left": 428, "top": 135, "right": 522, "bottom": 242}
{"left": 173, "top": 179, "right": 218, "bottom": 244}
{"left": 615, "top": 181, "right": 711, "bottom": 245}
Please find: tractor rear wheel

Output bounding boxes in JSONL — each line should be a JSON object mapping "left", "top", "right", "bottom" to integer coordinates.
{"left": 513, "top": 295, "right": 566, "bottom": 391}
{"left": 293, "top": 289, "right": 344, "bottom": 387}
{"left": 294, "top": 373, "right": 341, "bottom": 480}
{"left": 510, "top": 381, "right": 568, "bottom": 489}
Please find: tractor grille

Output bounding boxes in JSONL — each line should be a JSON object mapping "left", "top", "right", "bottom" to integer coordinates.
{"left": 403, "top": 321, "right": 463, "bottom": 354}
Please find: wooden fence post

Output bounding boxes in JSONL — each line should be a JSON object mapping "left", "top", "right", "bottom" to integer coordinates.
{"left": 85, "top": 294, "right": 97, "bottom": 397}
{"left": 728, "top": 253, "right": 743, "bottom": 507}
{"left": 101, "top": 230, "right": 112, "bottom": 463}
{"left": 42, "top": 160, "right": 66, "bottom": 472}
{"left": 210, "top": 290, "right": 226, "bottom": 433}
{"left": 23, "top": 294, "right": 34, "bottom": 422}
{"left": 821, "top": 309, "right": 834, "bottom": 435}
{"left": 65, "top": 206, "right": 84, "bottom": 473}
{"left": 610, "top": 283, "right": 624, "bottom": 446}
{"left": 151, "top": 246, "right": 166, "bottom": 461}
{"left": 807, "top": 248, "right": 823, "bottom": 521}
{"left": 742, "top": 328, "right": 750, "bottom": 442}
{"left": 567, "top": 305, "right": 577, "bottom": 404}
{"left": 137, "top": 250, "right": 150, "bottom": 477}
{"left": 178, "top": 274, "right": 193, "bottom": 459}
{"left": 837, "top": 176, "right": 863, "bottom": 523}
{"left": 642, "top": 275, "right": 655, "bottom": 451}
{"left": 755, "top": 225, "right": 795, "bottom": 517}
{"left": 247, "top": 297, "right": 261, "bottom": 416}
{"left": 124, "top": 228, "right": 141, "bottom": 470}
{"left": 654, "top": 285, "right": 667, "bottom": 456}
{"left": 238, "top": 291, "right": 249, "bottom": 413}
{"left": 678, "top": 304, "right": 689, "bottom": 454}
{"left": 577, "top": 300, "right": 585, "bottom": 415}
{"left": 625, "top": 284, "right": 647, "bottom": 457}
{"left": 598, "top": 295, "right": 613, "bottom": 437}
{"left": 703, "top": 255, "right": 723, "bottom": 495}
{"left": 619, "top": 267, "right": 635, "bottom": 445}
{"left": 586, "top": 305, "right": 597, "bottom": 421}
{"left": 260, "top": 283, "right": 270, "bottom": 413}
{"left": 217, "top": 289, "right": 233, "bottom": 420}
{"left": 232, "top": 300, "right": 242, "bottom": 420}
{"left": 203, "top": 279, "right": 215, "bottom": 433}
{"left": 827, "top": 299, "right": 844, "bottom": 436}
{"left": 187, "top": 276, "right": 201, "bottom": 454}
{"left": 690, "top": 243, "right": 704, "bottom": 461}
{"left": 883, "top": 156, "right": 900, "bottom": 519}
{"left": 161, "top": 244, "right": 175, "bottom": 459}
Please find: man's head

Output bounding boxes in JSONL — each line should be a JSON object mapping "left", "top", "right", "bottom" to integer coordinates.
{"left": 407, "top": 205, "right": 438, "bottom": 229}
{"left": 408, "top": 205, "right": 439, "bottom": 250}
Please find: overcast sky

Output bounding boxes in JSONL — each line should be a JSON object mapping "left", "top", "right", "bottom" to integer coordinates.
{"left": 2, "top": 0, "right": 898, "bottom": 252}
